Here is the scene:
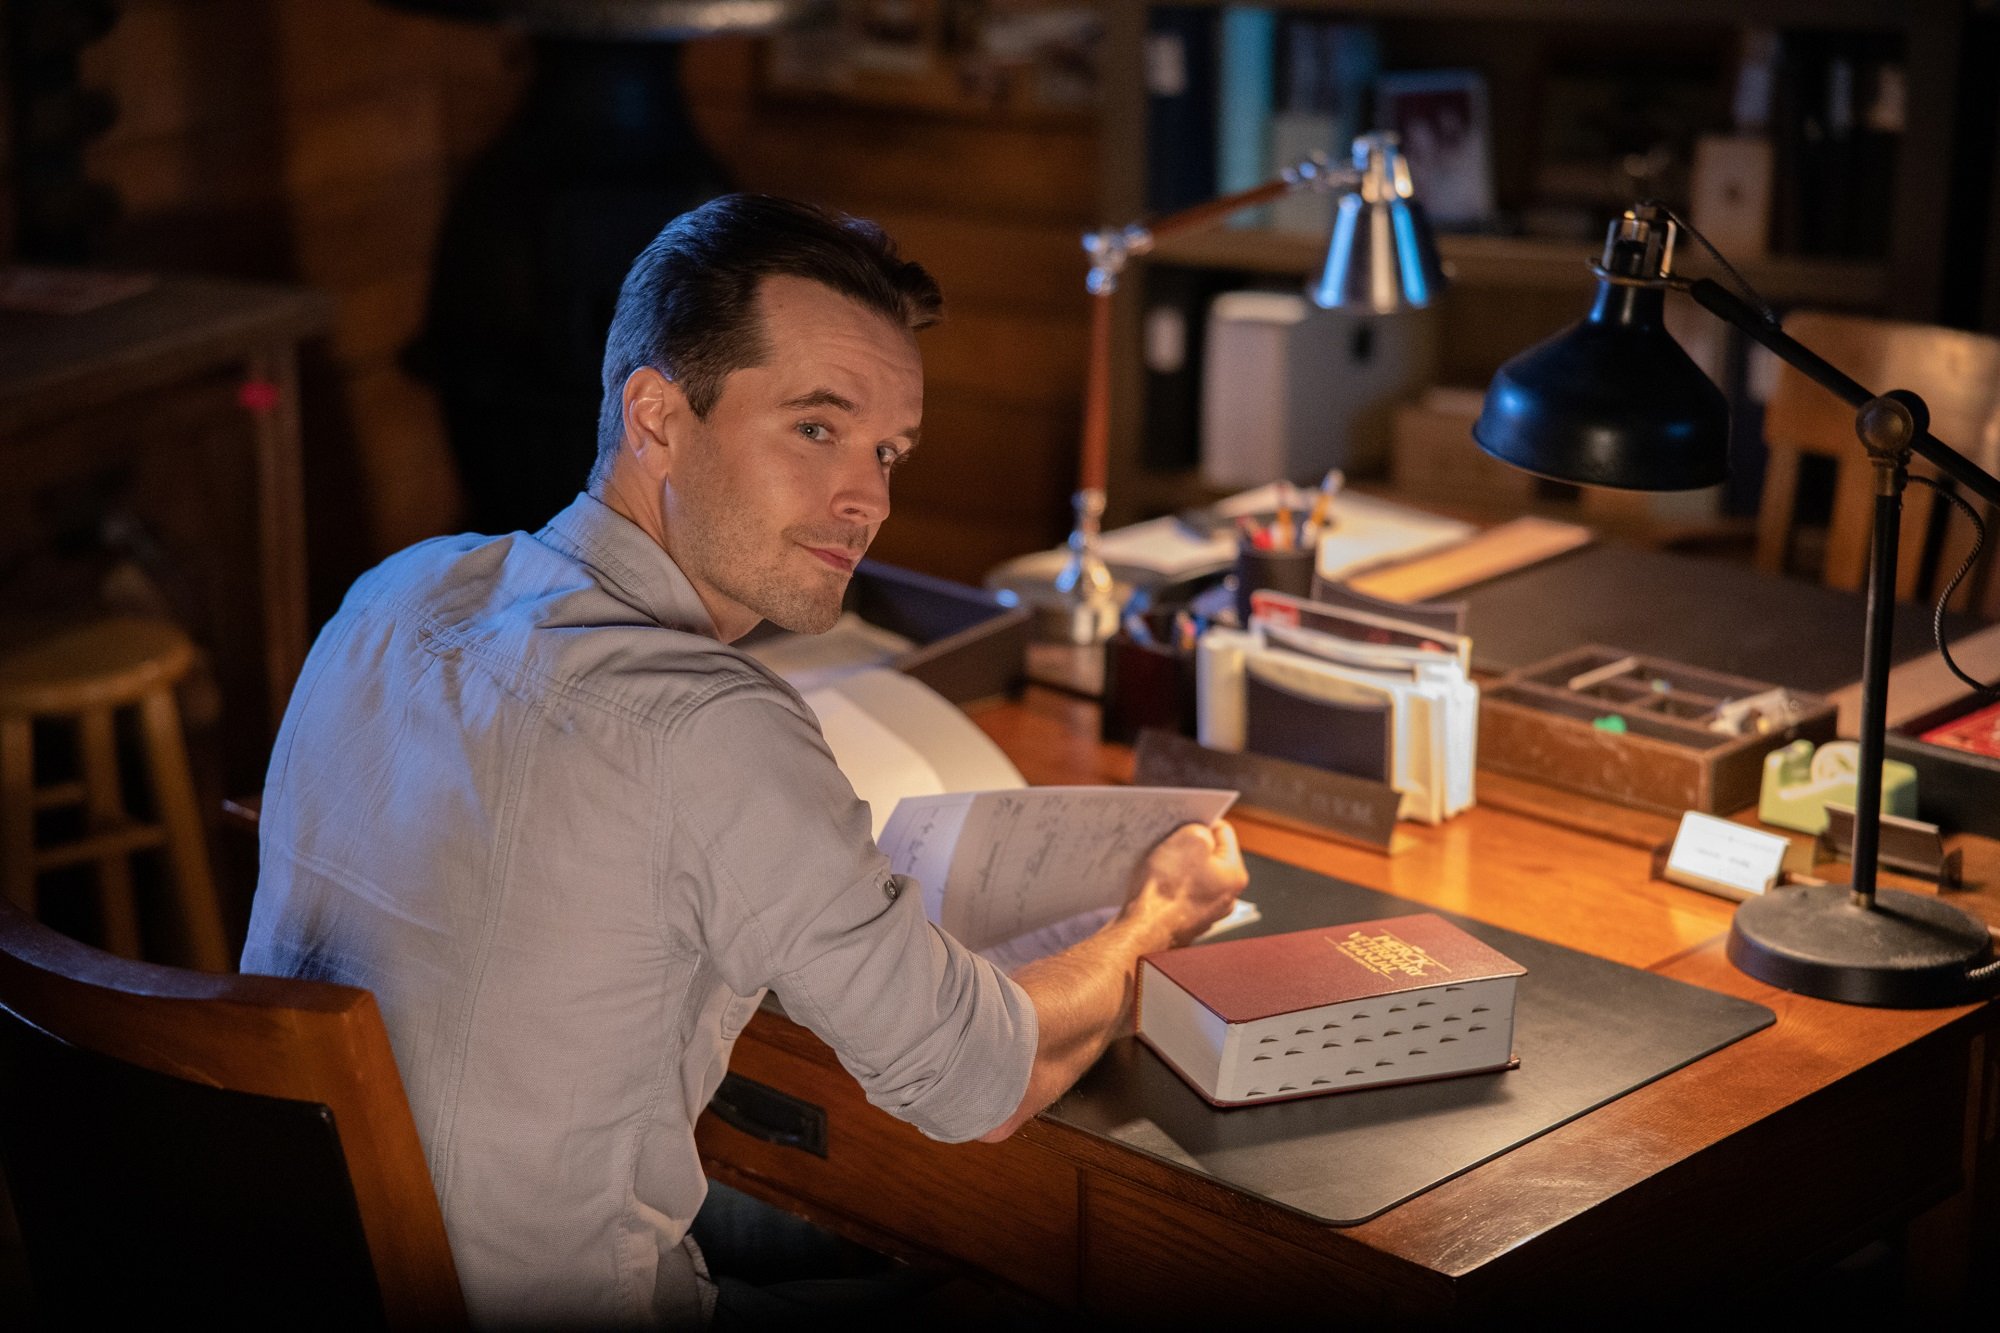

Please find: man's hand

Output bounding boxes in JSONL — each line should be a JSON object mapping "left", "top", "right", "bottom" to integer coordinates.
{"left": 1123, "top": 820, "right": 1250, "bottom": 950}
{"left": 978, "top": 819, "right": 1250, "bottom": 1142}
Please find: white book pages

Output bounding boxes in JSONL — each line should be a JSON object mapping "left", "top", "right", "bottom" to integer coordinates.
{"left": 741, "top": 612, "right": 914, "bottom": 693}
{"left": 802, "top": 668, "right": 1025, "bottom": 839}
{"left": 881, "top": 786, "right": 1237, "bottom": 953}
{"left": 1312, "top": 494, "right": 1475, "bottom": 583}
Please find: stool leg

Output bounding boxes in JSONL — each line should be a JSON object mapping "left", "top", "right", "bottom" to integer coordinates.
{"left": 1, "top": 716, "right": 35, "bottom": 915}
{"left": 137, "top": 689, "right": 231, "bottom": 971}
{"left": 78, "top": 709, "right": 144, "bottom": 959}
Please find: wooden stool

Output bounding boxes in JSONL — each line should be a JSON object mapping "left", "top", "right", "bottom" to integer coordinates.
{"left": 0, "top": 618, "right": 230, "bottom": 971}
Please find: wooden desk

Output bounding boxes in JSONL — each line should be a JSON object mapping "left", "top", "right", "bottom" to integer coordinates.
{"left": 696, "top": 688, "right": 2000, "bottom": 1317}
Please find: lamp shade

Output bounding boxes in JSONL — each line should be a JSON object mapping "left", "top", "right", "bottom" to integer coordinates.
{"left": 1472, "top": 218, "right": 1729, "bottom": 491}
{"left": 1313, "top": 134, "right": 1445, "bottom": 313}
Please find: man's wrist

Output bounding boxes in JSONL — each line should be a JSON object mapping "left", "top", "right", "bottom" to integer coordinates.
{"left": 1114, "top": 882, "right": 1187, "bottom": 958}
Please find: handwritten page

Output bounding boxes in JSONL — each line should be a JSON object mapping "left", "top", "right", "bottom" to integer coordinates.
{"left": 879, "top": 786, "right": 1237, "bottom": 952}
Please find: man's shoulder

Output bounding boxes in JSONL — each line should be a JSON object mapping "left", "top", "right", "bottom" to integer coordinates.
{"left": 341, "top": 530, "right": 808, "bottom": 732}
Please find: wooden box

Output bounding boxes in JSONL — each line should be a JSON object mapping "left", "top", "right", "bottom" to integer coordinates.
{"left": 1478, "top": 646, "right": 1838, "bottom": 815}
{"left": 1886, "top": 696, "right": 2000, "bottom": 838}
{"left": 844, "top": 560, "right": 1030, "bottom": 704}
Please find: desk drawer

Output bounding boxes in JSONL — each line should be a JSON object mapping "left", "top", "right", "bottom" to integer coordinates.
{"left": 696, "top": 1013, "right": 1079, "bottom": 1304}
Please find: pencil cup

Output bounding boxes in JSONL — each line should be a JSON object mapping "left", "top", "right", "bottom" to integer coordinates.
{"left": 1233, "top": 544, "right": 1317, "bottom": 625}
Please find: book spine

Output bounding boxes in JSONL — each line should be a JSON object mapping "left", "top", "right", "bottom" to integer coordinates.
{"left": 1144, "top": 7, "right": 1219, "bottom": 215}
{"left": 1217, "top": 6, "right": 1278, "bottom": 229}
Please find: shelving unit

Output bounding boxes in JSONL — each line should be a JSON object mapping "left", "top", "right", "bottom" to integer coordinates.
{"left": 1093, "top": 0, "right": 1974, "bottom": 526}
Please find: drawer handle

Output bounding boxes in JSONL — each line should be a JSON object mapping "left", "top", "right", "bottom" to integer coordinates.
{"left": 707, "top": 1073, "right": 828, "bottom": 1158}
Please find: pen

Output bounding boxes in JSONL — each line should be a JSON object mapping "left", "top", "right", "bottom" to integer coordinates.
{"left": 1304, "top": 470, "right": 1341, "bottom": 544}
{"left": 1272, "top": 490, "right": 1294, "bottom": 550}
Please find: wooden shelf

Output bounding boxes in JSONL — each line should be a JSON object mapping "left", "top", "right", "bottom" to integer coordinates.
{"left": 1149, "top": 229, "right": 1888, "bottom": 309}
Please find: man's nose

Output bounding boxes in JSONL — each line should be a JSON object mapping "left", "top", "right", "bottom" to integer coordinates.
{"left": 834, "top": 451, "right": 892, "bottom": 527}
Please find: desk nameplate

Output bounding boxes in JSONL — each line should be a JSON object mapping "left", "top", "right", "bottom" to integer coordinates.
{"left": 1133, "top": 729, "right": 1399, "bottom": 851}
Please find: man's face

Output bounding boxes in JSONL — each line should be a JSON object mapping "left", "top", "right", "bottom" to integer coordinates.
{"left": 662, "top": 275, "right": 923, "bottom": 640}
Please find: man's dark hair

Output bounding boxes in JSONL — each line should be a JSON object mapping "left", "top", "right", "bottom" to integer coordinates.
{"left": 590, "top": 194, "right": 943, "bottom": 485}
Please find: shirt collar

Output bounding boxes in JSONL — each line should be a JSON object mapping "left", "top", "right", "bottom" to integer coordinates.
{"left": 539, "top": 493, "right": 721, "bottom": 640}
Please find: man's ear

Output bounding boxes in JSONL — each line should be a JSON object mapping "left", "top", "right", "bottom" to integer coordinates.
{"left": 619, "top": 367, "right": 693, "bottom": 483}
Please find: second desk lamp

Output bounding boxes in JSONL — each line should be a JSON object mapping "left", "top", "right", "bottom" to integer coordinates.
{"left": 1473, "top": 203, "right": 1999, "bottom": 1008}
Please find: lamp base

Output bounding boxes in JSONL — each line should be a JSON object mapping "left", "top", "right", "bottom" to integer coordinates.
{"left": 1038, "top": 487, "right": 1123, "bottom": 648}
{"left": 1727, "top": 883, "right": 1994, "bottom": 1008}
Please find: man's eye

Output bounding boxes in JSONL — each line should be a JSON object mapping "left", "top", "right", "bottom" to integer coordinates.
{"left": 878, "top": 445, "right": 909, "bottom": 469}
{"left": 798, "top": 422, "right": 829, "bottom": 441}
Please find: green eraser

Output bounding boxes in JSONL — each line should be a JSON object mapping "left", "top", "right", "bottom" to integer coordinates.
{"left": 1593, "top": 714, "right": 1628, "bottom": 733}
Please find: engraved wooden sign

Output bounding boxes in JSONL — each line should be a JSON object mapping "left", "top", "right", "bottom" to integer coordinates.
{"left": 1132, "top": 729, "right": 1399, "bottom": 851}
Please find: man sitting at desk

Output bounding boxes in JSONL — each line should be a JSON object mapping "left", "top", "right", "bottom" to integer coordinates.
{"left": 242, "top": 194, "right": 1248, "bottom": 1327}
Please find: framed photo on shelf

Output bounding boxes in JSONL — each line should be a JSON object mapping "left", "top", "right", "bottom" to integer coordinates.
{"left": 1375, "top": 69, "right": 1497, "bottom": 229}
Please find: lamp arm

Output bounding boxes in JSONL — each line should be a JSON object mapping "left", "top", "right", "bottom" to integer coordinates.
{"left": 1688, "top": 278, "right": 2000, "bottom": 508}
{"left": 1083, "top": 157, "right": 1358, "bottom": 291}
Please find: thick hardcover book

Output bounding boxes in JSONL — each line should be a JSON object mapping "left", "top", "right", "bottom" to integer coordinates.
{"left": 1137, "top": 914, "right": 1525, "bottom": 1106}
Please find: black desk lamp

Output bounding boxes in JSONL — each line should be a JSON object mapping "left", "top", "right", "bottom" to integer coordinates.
{"left": 1473, "top": 204, "right": 1999, "bottom": 1008}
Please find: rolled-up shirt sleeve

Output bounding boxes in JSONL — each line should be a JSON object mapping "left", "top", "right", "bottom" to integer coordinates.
{"left": 662, "top": 680, "right": 1036, "bottom": 1142}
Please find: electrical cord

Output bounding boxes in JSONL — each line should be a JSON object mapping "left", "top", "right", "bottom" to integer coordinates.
{"left": 1650, "top": 201, "right": 1782, "bottom": 326}
{"left": 1645, "top": 202, "right": 1999, "bottom": 699}
{"left": 1906, "top": 475, "right": 2000, "bottom": 696}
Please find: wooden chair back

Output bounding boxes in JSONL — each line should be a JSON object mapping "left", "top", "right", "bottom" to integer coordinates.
{"left": 0, "top": 897, "right": 464, "bottom": 1329}
{"left": 1756, "top": 310, "right": 2000, "bottom": 616}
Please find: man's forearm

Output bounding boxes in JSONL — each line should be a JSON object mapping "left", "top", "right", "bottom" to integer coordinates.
{"left": 979, "top": 909, "right": 1174, "bottom": 1141}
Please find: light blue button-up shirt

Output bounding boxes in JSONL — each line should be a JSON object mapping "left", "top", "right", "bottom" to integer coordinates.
{"left": 243, "top": 493, "right": 1035, "bottom": 1327}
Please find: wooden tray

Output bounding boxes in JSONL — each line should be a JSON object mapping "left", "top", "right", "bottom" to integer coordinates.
{"left": 1478, "top": 645, "right": 1837, "bottom": 815}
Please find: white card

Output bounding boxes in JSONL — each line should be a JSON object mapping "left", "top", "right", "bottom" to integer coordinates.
{"left": 1664, "top": 812, "right": 1791, "bottom": 902}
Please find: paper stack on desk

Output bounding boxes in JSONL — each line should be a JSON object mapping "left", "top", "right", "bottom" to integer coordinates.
{"left": 1137, "top": 913, "right": 1526, "bottom": 1107}
{"left": 1196, "top": 591, "right": 1477, "bottom": 824}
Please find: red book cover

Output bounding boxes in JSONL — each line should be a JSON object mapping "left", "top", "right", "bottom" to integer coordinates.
{"left": 1142, "top": 913, "right": 1525, "bottom": 1023}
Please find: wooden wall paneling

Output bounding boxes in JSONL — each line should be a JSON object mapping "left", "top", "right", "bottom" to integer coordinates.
{"left": 326, "top": 268, "right": 432, "bottom": 369}
{"left": 276, "top": 83, "right": 449, "bottom": 200}
{"left": 288, "top": 170, "right": 449, "bottom": 294}
{"left": 725, "top": 113, "right": 1096, "bottom": 225}
{"left": 77, "top": 0, "right": 527, "bottom": 584}
{"left": 337, "top": 363, "right": 461, "bottom": 555}
{"left": 919, "top": 308, "right": 1087, "bottom": 407}
{"left": 856, "top": 209, "right": 1087, "bottom": 315}
{"left": 681, "top": 39, "right": 1099, "bottom": 576}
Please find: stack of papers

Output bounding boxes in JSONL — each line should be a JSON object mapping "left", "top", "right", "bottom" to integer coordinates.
{"left": 985, "top": 485, "right": 1475, "bottom": 587}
